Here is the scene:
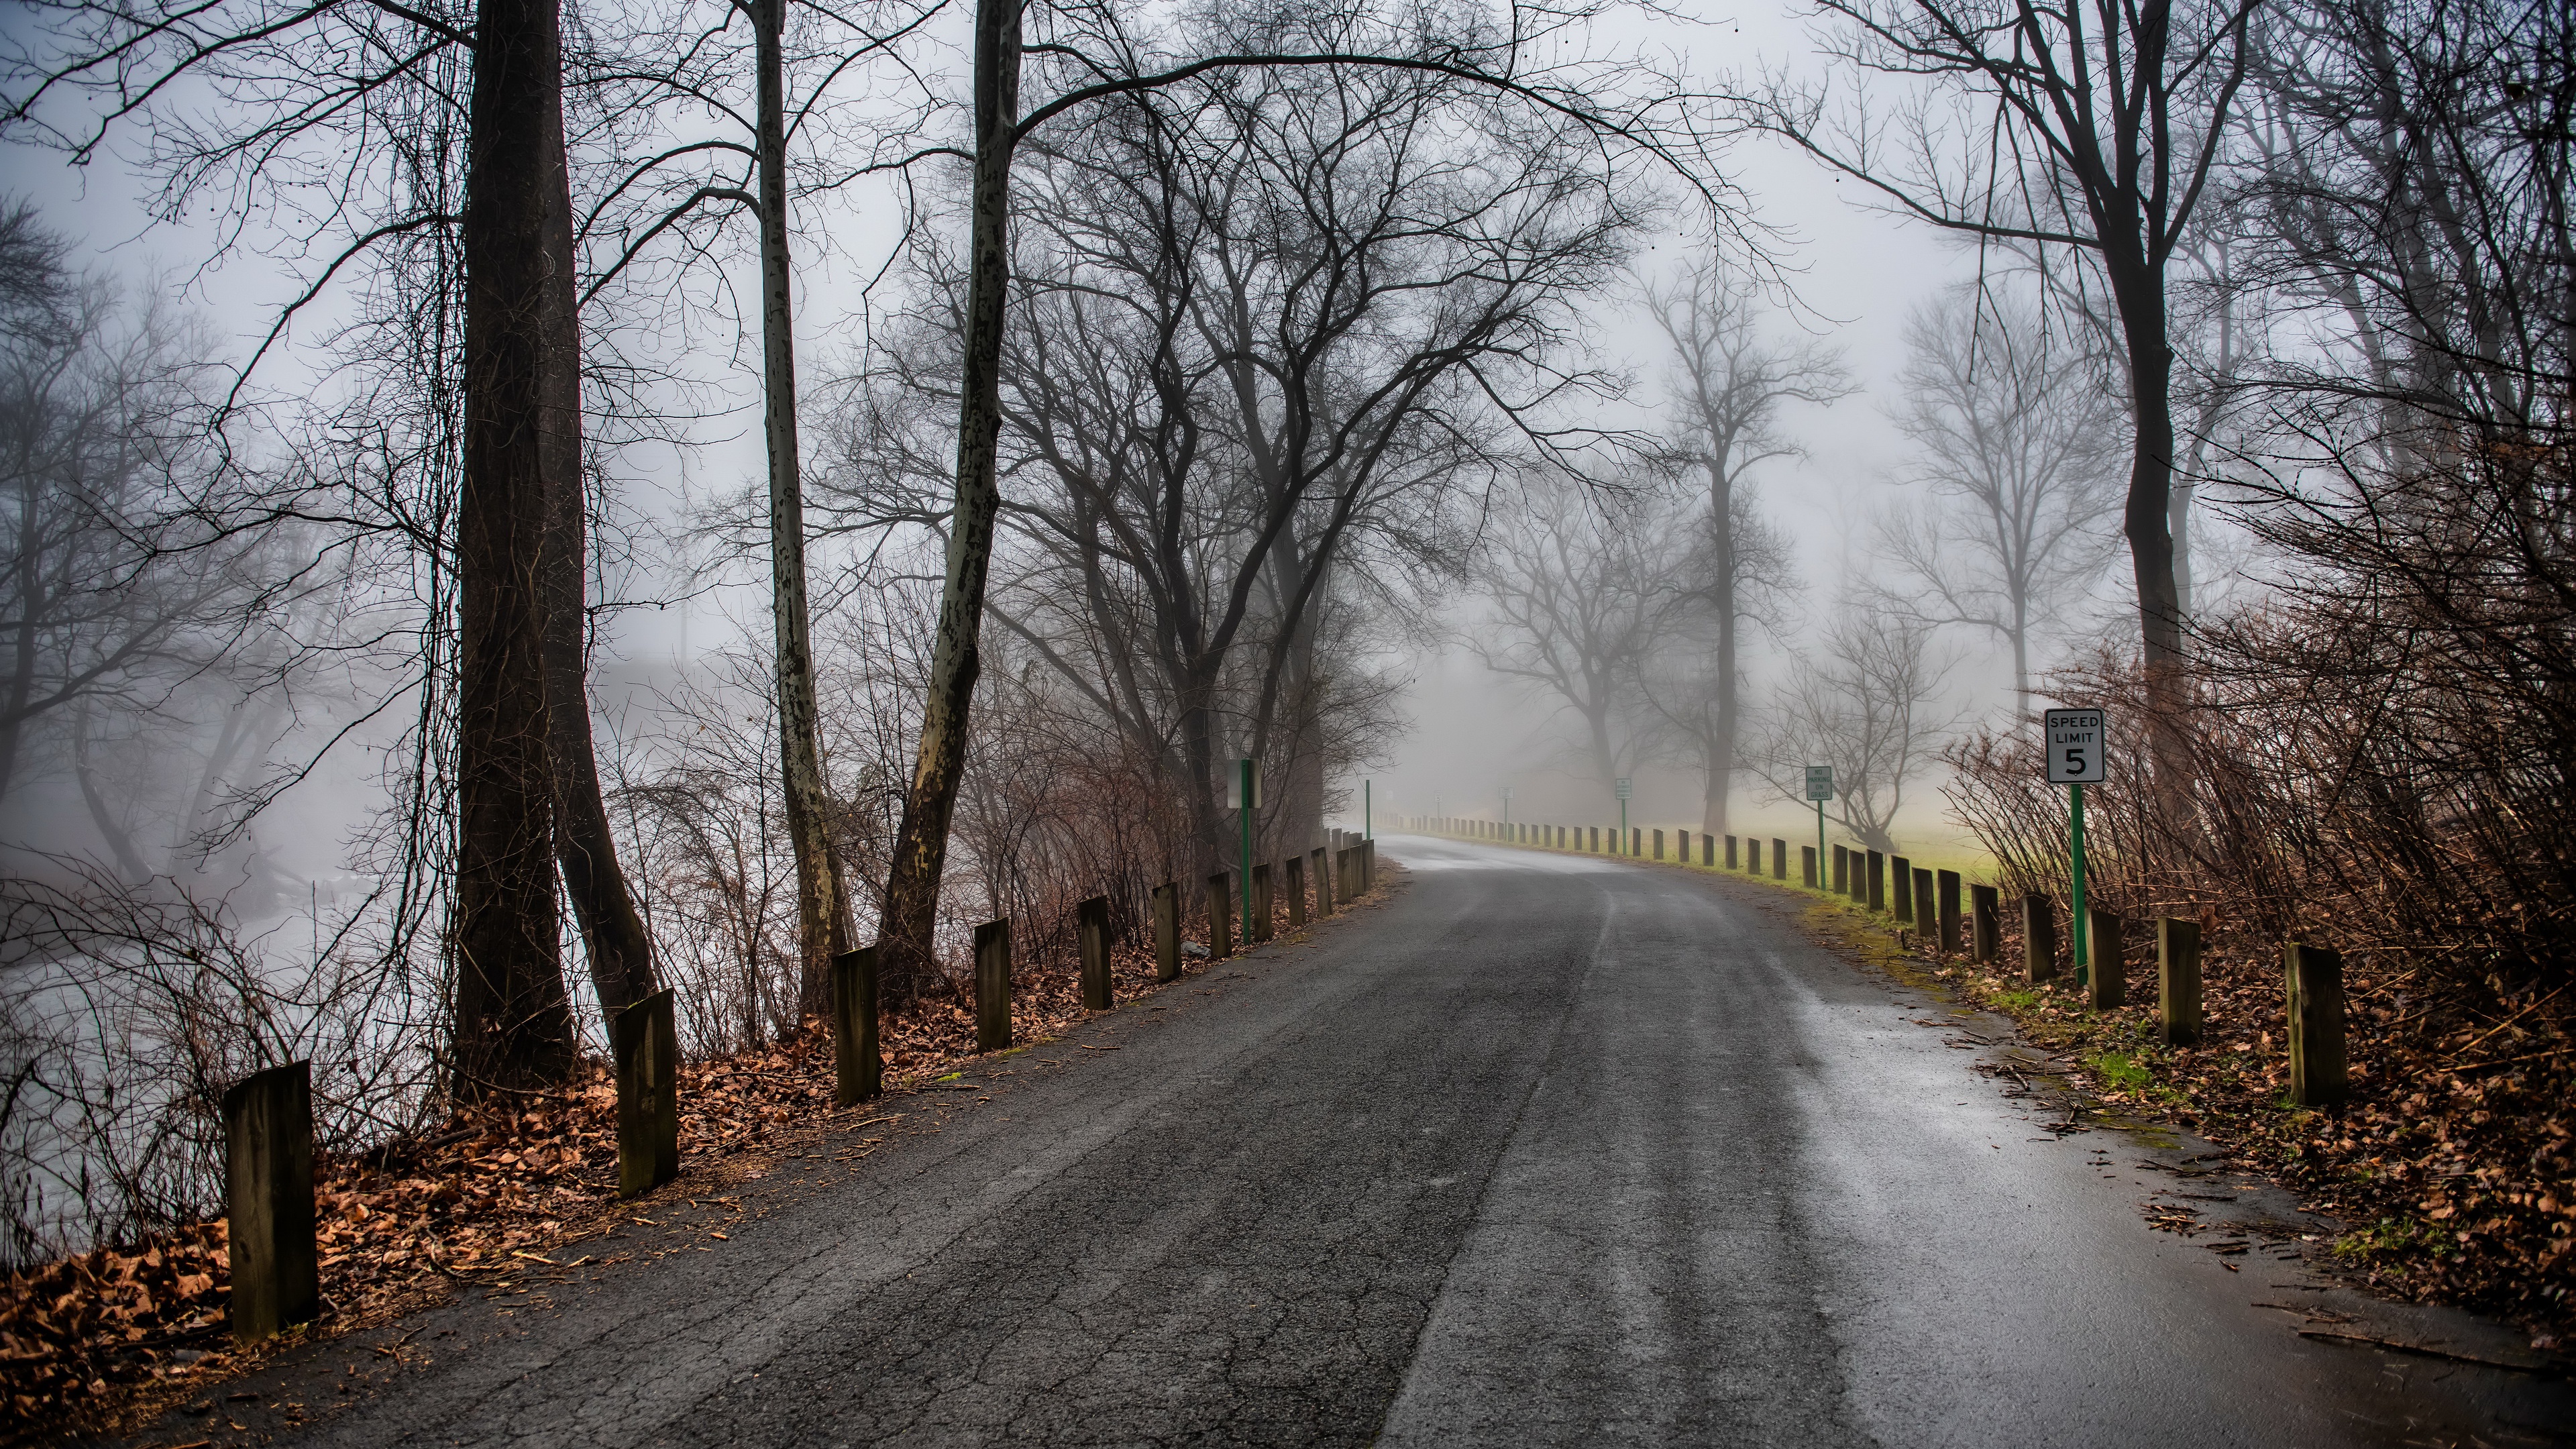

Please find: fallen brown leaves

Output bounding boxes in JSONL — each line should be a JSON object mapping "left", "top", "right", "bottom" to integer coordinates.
{"left": 1874, "top": 911, "right": 2576, "bottom": 1350}
{"left": 0, "top": 898, "right": 1345, "bottom": 1443}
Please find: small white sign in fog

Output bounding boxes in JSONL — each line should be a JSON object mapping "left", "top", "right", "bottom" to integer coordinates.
{"left": 1805, "top": 765, "right": 1834, "bottom": 802}
{"left": 2045, "top": 709, "right": 2108, "bottom": 784}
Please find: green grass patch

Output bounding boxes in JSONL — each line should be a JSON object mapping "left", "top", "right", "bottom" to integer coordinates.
{"left": 2334, "top": 1216, "right": 2453, "bottom": 1262}
{"left": 2085, "top": 1049, "right": 2152, "bottom": 1093}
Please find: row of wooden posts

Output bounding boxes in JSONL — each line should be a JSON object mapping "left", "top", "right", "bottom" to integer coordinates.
{"left": 215, "top": 834, "right": 1380, "bottom": 1346}
{"left": 1416, "top": 816, "right": 2351, "bottom": 1112}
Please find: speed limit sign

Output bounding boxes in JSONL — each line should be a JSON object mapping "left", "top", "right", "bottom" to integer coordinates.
{"left": 2045, "top": 709, "right": 2107, "bottom": 784}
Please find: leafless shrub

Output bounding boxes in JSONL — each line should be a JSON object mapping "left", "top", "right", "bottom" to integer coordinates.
{"left": 0, "top": 863, "right": 439, "bottom": 1273}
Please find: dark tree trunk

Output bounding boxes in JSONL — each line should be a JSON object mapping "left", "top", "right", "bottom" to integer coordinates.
{"left": 537, "top": 83, "right": 658, "bottom": 1024}
{"left": 453, "top": 0, "right": 578, "bottom": 1096}
{"left": 876, "top": 0, "right": 1020, "bottom": 1010}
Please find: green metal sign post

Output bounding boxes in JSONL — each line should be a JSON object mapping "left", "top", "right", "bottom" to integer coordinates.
{"left": 2044, "top": 709, "right": 2106, "bottom": 985}
{"left": 1806, "top": 765, "right": 1834, "bottom": 886}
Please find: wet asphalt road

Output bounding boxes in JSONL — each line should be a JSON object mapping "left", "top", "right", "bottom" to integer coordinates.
{"left": 221, "top": 835, "right": 2570, "bottom": 1447}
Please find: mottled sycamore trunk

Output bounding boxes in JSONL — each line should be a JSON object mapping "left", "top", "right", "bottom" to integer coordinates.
{"left": 877, "top": 0, "right": 1020, "bottom": 1009}
{"left": 454, "top": 0, "right": 577, "bottom": 1095}
{"left": 757, "top": 0, "right": 853, "bottom": 1016}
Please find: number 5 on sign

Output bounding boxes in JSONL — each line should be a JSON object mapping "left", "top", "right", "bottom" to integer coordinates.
{"left": 2045, "top": 710, "right": 2106, "bottom": 784}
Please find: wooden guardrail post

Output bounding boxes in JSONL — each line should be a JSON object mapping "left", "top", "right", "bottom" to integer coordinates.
{"left": 2087, "top": 907, "right": 2125, "bottom": 1008}
{"left": 1866, "top": 850, "right": 1886, "bottom": 912}
{"left": 1772, "top": 839, "right": 1787, "bottom": 879}
{"left": 1803, "top": 845, "right": 1819, "bottom": 888}
{"left": 1937, "top": 871, "right": 1964, "bottom": 954}
{"left": 1652, "top": 828, "right": 1664, "bottom": 860}
{"left": 1205, "top": 873, "right": 1233, "bottom": 958}
{"left": 2023, "top": 894, "right": 2058, "bottom": 983}
{"left": 1364, "top": 839, "right": 1377, "bottom": 889}
{"left": 832, "top": 947, "right": 880, "bottom": 1104}
{"left": 1250, "top": 863, "right": 1274, "bottom": 943}
{"left": 1913, "top": 867, "right": 1936, "bottom": 938}
{"left": 1286, "top": 855, "right": 1308, "bottom": 929}
{"left": 2158, "top": 918, "right": 2202, "bottom": 1045}
{"left": 1313, "top": 847, "right": 1334, "bottom": 916}
{"left": 223, "top": 1061, "right": 317, "bottom": 1344}
{"left": 2286, "top": 941, "right": 2348, "bottom": 1106}
{"left": 1078, "top": 896, "right": 1113, "bottom": 1010}
{"left": 1831, "top": 845, "right": 1847, "bottom": 894}
{"left": 1153, "top": 881, "right": 1181, "bottom": 980}
{"left": 975, "top": 918, "right": 1014, "bottom": 1050}
{"left": 1725, "top": 835, "right": 1738, "bottom": 869}
{"left": 1970, "top": 883, "right": 1999, "bottom": 961}
{"left": 1890, "top": 855, "right": 1914, "bottom": 921}
{"left": 614, "top": 988, "right": 679, "bottom": 1198}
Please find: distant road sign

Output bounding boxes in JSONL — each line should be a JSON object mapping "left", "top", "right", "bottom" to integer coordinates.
{"left": 2045, "top": 709, "right": 2108, "bottom": 784}
{"left": 1615, "top": 777, "right": 1632, "bottom": 800}
{"left": 1805, "top": 765, "right": 1834, "bottom": 802}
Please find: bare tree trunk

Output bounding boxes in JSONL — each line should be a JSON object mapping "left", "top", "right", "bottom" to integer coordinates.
{"left": 756, "top": 0, "right": 853, "bottom": 1018}
{"left": 876, "top": 0, "right": 1020, "bottom": 1010}
{"left": 538, "top": 85, "right": 658, "bottom": 1024}
{"left": 2110, "top": 264, "right": 2193, "bottom": 791}
{"left": 1704, "top": 451, "right": 1737, "bottom": 837}
{"left": 454, "top": 0, "right": 579, "bottom": 1097}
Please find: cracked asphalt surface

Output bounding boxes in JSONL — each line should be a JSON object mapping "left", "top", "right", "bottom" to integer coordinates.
{"left": 213, "top": 835, "right": 2571, "bottom": 1447}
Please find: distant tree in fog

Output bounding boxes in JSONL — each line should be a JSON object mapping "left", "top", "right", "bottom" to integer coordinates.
{"left": 1872, "top": 289, "right": 2122, "bottom": 718}
{"left": 0, "top": 209, "right": 301, "bottom": 864}
{"left": 1644, "top": 258, "right": 1842, "bottom": 835}
{"left": 1752, "top": 604, "right": 1956, "bottom": 854}
{"left": 1470, "top": 476, "right": 1682, "bottom": 790}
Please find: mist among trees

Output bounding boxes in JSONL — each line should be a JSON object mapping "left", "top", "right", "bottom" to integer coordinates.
{"left": 0, "top": 0, "right": 2566, "bottom": 1294}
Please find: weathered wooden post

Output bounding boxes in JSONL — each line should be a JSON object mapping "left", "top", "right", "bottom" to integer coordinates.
{"left": 1773, "top": 839, "right": 1787, "bottom": 879}
{"left": 1970, "top": 883, "right": 2000, "bottom": 961}
{"left": 1803, "top": 845, "right": 1819, "bottom": 888}
{"left": 2087, "top": 908, "right": 2125, "bottom": 1008}
{"left": 1866, "top": 850, "right": 1886, "bottom": 912}
{"left": 831, "top": 947, "right": 880, "bottom": 1105}
{"left": 1702, "top": 834, "right": 1714, "bottom": 866}
{"left": 2158, "top": 918, "right": 2202, "bottom": 1045}
{"left": 1653, "top": 828, "right": 1665, "bottom": 860}
{"left": 1364, "top": 838, "right": 1377, "bottom": 889}
{"left": 614, "top": 988, "right": 680, "bottom": 1198}
{"left": 1205, "top": 873, "right": 1233, "bottom": 958}
{"left": 975, "top": 918, "right": 1013, "bottom": 1051}
{"left": 2286, "top": 941, "right": 2349, "bottom": 1106}
{"left": 223, "top": 1061, "right": 317, "bottom": 1344}
{"left": 1154, "top": 881, "right": 1182, "bottom": 979}
{"left": 1938, "top": 871, "right": 1964, "bottom": 954}
{"left": 1890, "top": 855, "right": 1914, "bottom": 921}
{"left": 1250, "top": 863, "right": 1274, "bottom": 943}
{"left": 1725, "top": 835, "right": 1739, "bottom": 869}
{"left": 1078, "top": 896, "right": 1113, "bottom": 1010}
{"left": 1913, "top": 868, "right": 1936, "bottom": 938}
{"left": 1631, "top": 827, "right": 1642, "bottom": 856}
{"left": 2023, "top": 894, "right": 2058, "bottom": 983}
{"left": 1831, "top": 845, "right": 1848, "bottom": 895}
{"left": 1286, "top": 855, "right": 1308, "bottom": 928}
{"left": 1313, "top": 847, "right": 1334, "bottom": 916}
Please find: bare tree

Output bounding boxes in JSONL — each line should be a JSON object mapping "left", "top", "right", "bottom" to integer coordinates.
{"left": 1644, "top": 258, "right": 1844, "bottom": 833}
{"left": 871, "top": 0, "right": 1748, "bottom": 1002}
{"left": 1753, "top": 604, "right": 1957, "bottom": 854}
{"left": 1762, "top": 0, "right": 2258, "bottom": 798}
{"left": 1871, "top": 287, "right": 2123, "bottom": 716}
{"left": 1472, "top": 476, "right": 1680, "bottom": 788}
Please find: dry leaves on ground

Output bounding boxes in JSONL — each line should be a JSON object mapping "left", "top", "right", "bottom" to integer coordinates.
{"left": 5, "top": 878, "right": 1376, "bottom": 1443}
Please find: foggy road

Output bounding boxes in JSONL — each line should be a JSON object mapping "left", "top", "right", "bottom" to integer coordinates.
{"left": 224, "top": 835, "right": 2567, "bottom": 1448}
